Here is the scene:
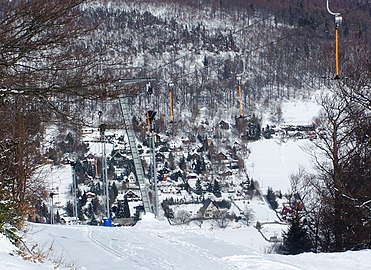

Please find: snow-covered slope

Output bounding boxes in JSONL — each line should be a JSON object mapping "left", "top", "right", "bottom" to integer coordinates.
{"left": 9, "top": 217, "right": 369, "bottom": 270}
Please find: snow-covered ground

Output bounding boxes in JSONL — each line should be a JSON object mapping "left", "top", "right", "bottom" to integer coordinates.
{"left": 245, "top": 139, "right": 314, "bottom": 193}
{"left": 1, "top": 216, "right": 369, "bottom": 270}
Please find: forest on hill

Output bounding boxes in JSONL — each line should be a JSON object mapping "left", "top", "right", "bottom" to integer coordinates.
{"left": 61, "top": 0, "right": 370, "bottom": 141}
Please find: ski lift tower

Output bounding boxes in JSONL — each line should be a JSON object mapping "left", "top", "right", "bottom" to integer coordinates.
{"left": 236, "top": 59, "right": 245, "bottom": 118}
{"left": 326, "top": 0, "right": 342, "bottom": 79}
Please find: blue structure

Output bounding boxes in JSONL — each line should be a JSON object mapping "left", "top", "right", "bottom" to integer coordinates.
{"left": 103, "top": 217, "right": 112, "bottom": 227}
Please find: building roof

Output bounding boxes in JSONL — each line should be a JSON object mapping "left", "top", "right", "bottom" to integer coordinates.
{"left": 198, "top": 198, "right": 219, "bottom": 215}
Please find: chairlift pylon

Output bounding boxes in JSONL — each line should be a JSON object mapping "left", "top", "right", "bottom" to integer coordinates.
{"left": 326, "top": 0, "right": 343, "bottom": 80}
{"left": 236, "top": 58, "right": 245, "bottom": 118}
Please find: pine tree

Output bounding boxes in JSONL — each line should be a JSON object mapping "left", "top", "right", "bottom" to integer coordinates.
{"left": 213, "top": 180, "right": 221, "bottom": 197}
{"left": 123, "top": 197, "right": 131, "bottom": 218}
{"left": 179, "top": 156, "right": 186, "bottom": 171}
{"left": 266, "top": 187, "right": 278, "bottom": 210}
{"left": 282, "top": 215, "right": 312, "bottom": 255}
{"left": 116, "top": 200, "right": 125, "bottom": 218}
{"left": 80, "top": 191, "right": 87, "bottom": 207}
{"left": 195, "top": 178, "right": 203, "bottom": 195}
{"left": 249, "top": 179, "right": 255, "bottom": 191}
{"left": 109, "top": 182, "right": 118, "bottom": 204}
{"left": 206, "top": 182, "right": 213, "bottom": 193}
{"left": 65, "top": 201, "right": 74, "bottom": 217}
{"left": 55, "top": 210, "right": 61, "bottom": 224}
{"left": 116, "top": 197, "right": 131, "bottom": 218}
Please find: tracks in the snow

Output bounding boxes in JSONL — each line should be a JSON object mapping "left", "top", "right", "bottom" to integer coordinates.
{"left": 85, "top": 227, "right": 132, "bottom": 261}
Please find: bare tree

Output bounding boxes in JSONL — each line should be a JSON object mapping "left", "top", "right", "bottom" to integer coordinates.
{"left": 174, "top": 209, "right": 190, "bottom": 224}
{"left": 214, "top": 210, "right": 229, "bottom": 229}
{"left": 0, "top": 0, "right": 117, "bottom": 229}
{"left": 307, "top": 75, "right": 371, "bottom": 251}
{"left": 242, "top": 205, "right": 254, "bottom": 226}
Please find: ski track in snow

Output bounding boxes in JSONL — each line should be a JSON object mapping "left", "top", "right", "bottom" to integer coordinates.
{"left": 19, "top": 223, "right": 371, "bottom": 270}
{"left": 85, "top": 227, "right": 130, "bottom": 260}
{"left": 82, "top": 225, "right": 227, "bottom": 270}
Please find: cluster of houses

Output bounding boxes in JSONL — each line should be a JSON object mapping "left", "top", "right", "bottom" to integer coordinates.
{"left": 75, "top": 117, "right": 312, "bottom": 227}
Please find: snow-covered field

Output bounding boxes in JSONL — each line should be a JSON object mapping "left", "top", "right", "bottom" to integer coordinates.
{"left": 245, "top": 139, "right": 314, "bottom": 193}
{"left": 1, "top": 216, "right": 369, "bottom": 270}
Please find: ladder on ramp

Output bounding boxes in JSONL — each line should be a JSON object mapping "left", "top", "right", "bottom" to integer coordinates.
{"left": 119, "top": 96, "right": 152, "bottom": 214}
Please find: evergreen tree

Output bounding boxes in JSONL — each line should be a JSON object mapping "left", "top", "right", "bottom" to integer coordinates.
{"left": 195, "top": 178, "right": 203, "bottom": 195}
{"left": 116, "top": 197, "right": 131, "bottom": 218}
{"left": 249, "top": 179, "right": 255, "bottom": 191}
{"left": 116, "top": 200, "right": 125, "bottom": 218}
{"left": 109, "top": 182, "right": 119, "bottom": 205}
{"left": 266, "top": 187, "right": 278, "bottom": 210}
{"left": 194, "top": 156, "right": 206, "bottom": 174}
{"left": 123, "top": 197, "right": 131, "bottom": 218}
{"left": 282, "top": 215, "right": 312, "bottom": 255}
{"left": 179, "top": 156, "right": 187, "bottom": 171}
{"left": 55, "top": 210, "right": 61, "bottom": 224}
{"left": 213, "top": 180, "right": 221, "bottom": 197}
{"left": 65, "top": 201, "right": 74, "bottom": 217}
{"left": 206, "top": 182, "right": 213, "bottom": 193}
{"left": 80, "top": 191, "right": 87, "bottom": 207}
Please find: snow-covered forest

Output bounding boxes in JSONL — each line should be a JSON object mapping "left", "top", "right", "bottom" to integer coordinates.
{"left": 0, "top": 0, "right": 370, "bottom": 269}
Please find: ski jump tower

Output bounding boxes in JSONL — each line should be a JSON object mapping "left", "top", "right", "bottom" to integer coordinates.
{"left": 116, "top": 78, "right": 157, "bottom": 215}
{"left": 119, "top": 96, "right": 152, "bottom": 213}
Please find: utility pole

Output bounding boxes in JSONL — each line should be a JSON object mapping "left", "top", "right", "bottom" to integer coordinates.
{"left": 70, "top": 161, "right": 78, "bottom": 224}
{"left": 236, "top": 75, "right": 243, "bottom": 118}
{"left": 168, "top": 82, "right": 174, "bottom": 123}
{"left": 148, "top": 110, "right": 158, "bottom": 217}
{"left": 146, "top": 82, "right": 159, "bottom": 217}
{"left": 326, "top": 0, "right": 342, "bottom": 79}
{"left": 236, "top": 59, "right": 245, "bottom": 118}
{"left": 49, "top": 191, "right": 58, "bottom": 224}
{"left": 100, "top": 122, "right": 111, "bottom": 225}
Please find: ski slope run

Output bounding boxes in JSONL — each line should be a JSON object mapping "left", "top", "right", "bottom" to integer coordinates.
{"left": 24, "top": 216, "right": 371, "bottom": 270}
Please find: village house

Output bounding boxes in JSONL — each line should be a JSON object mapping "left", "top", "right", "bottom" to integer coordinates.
{"left": 60, "top": 216, "right": 78, "bottom": 225}
{"left": 197, "top": 199, "right": 220, "bottom": 219}
{"left": 124, "top": 189, "right": 141, "bottom": 202}
{"left": 219, "top": 120, "right": 230, "bottom": 130}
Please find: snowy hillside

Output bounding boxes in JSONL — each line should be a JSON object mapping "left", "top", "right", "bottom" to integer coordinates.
{"left": 1, "top": 217, "right": 370, "bottom": 270}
